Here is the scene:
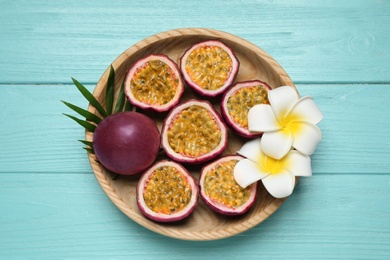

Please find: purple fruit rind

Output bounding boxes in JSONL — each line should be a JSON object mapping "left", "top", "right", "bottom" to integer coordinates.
{"left": 93, "top": 112, "right": 161, "bottom": 175}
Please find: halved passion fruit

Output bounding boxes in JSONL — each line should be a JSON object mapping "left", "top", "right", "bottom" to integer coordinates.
{"left": 199, "top": 155, "right": 257, "bottom": 215}
{"left": 124, "top": 54, "right": 184, "bottom": 112}
{"left": 137, "top": 160, "right": 198, "bottom": 222}
{"left": 221, "top": 80, "right": 271, "bottom": 138}
{"left": 161, "top": 99, "right": 228, "bottom": 164}
{"left": 180, "top": 40, "right": 239, "bottom": 97}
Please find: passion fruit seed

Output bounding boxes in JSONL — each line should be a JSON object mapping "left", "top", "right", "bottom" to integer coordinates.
{"left": 167, "top": 105, "right": 221, "bottom": 158}
{"left": 204, "top": 159, "right": 251, "bottom": 209}
{"left": 131, "top": 60, "right": 180, "bottom": 105}
{"left": 185, "top": 46, "right": 232, "bottom": 90}
{"left": 227, "top": 84, "right": 269, "bottom": 128}
{"left": 143, "top": 166, "right": 192, "bottom": 214}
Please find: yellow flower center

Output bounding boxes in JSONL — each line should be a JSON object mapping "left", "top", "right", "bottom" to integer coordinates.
{"left": 260, "top": 154, "right": 290, "bottom": 175}
{"left": 279, "top": 112, "right": 303, "bottom": 136}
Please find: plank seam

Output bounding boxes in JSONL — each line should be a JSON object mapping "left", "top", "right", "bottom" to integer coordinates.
{"left": 1, "top": 82, "right": 390, "bottom": 86}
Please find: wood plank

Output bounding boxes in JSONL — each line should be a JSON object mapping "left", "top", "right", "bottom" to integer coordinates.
{"left": 0, "top": 84, "right": 94, "bottom": 173}
{"left": 0, "top": 1, "right": 389, "bottom": 84}
{"left": 0, "top": 173, "right": 389, "bottom": 258}
{"left": 298, "top": 85, "right": 390, "bottom": 174}
{"left": 1, "top": 84, "right": 389, "bottom": 175}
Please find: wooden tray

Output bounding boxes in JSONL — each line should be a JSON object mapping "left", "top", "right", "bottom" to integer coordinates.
{"left": 86, "top": 28, "right": 296, "bottom": 241}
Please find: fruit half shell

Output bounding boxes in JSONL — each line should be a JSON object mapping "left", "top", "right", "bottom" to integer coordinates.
{"left": 161, "top": 99, "right": 228, "bottom": 164}
{"left": 124, "top": 54, "right": 184, "bottom": 112}
{"left": 136, "top": 160, "right": 198, "bottom": 222}
{"left": 180, "top": 40, "right": 239, "bottom": 97}
{"left": 221, "top": 80, "right": 271, "bottom": 138}
{"left": 199, "top": 155, "right": 257, "bottom": 215}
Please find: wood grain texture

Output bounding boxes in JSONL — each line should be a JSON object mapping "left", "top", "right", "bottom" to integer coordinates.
{"left": 0, "top": 174, "right": 389, "bottom": 259}
{"left": 0, "top": 0, "right": 389, "bottom": 84}
{"left": 1, "top": 84, "right": 389, "bottom": 175}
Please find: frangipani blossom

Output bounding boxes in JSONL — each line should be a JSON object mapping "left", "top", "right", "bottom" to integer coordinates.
{"left": 248, "top": 86, "right": 323, "bottom": 159}
{"left": 234, "top": 138, "right": 312, "bottom": 198}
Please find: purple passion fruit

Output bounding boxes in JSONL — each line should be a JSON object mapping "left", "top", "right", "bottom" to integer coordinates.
{"left": 199, "top": 155, "right": 257, "bottom": 215}
{"left": 221, "top": 80, "right": 271, "bottom": 138}
{"left": 180, "top": 40, "right": 239, "bottom": 97}
{"left": 161, "top": 99, "right": 228, "bottom": 164}
{"left": 93, "top": 112, "right": 160, "bottom": 175}
{"left": 137, "top": 160, "right": 198, "bottom": 222}
{"left": 124, "top": 54, "right": 184, "bottom": 112}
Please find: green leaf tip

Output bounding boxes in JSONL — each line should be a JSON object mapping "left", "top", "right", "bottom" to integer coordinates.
{"left": 61, "top": 100, "right": 102, "bottom": 124}
{"left": 63, "top": 113, "right": 97, "bottom": 132}
{"left": 71, "top": 77, "right": 108, "bottom": 118}
{"left": 78, "top": 140, "right": 93, "bottom": 147}
{"left": 83, "top": 147, "right": 95, "bottom": 154}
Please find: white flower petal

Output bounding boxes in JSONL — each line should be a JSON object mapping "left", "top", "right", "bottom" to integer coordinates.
{"left": 288, "top": 96, "right": 323, "bottom": 125}
{"left": 290, "top": 121, "right": 322, "bottom": 156}
{"left": 234, "top": 159, "right": 269, "bottom": 188}
{"left": 261, "top": 130, "right": 293, "bottom": 160}
{"left": 248, "top": 104, "right": 281, "bottom": 132}
{"left": 285, "top": 151, "right": 312, "bottom": 177}
{"left": 237, "top": 138, "right": 263, "bottom": 163}
{"left": 262, "top": 170, "right": 295, "bottom": 198}
{"left": 268, "top": 86, "right": 299, "bottom": 121}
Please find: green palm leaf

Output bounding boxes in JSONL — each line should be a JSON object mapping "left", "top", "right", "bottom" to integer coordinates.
{"left": 83, "top": 147, "right": 95, "bottom": 154}
{"left": 71, "top": 77, "right": 108, "bottom": 118}
{"left": 78, "top": 140, "right": 93, "bottom": 148}
{"left": 124, "top": 99, "right": 133, "bottom": 111}
{"left": 114, "top": 78, "right": 126, "bottom": 113}
{"left": 61, "top": 100, "right": 102, "bottom": 124}
{"left": 106, "top": 65, "right": 115, "bottom": 115}
{"left": 63, "top": 113, "right": 96, "bottom": 132}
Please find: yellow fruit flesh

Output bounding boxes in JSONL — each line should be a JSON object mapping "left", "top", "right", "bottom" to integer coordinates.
{"left": 167, "top": 105, "right": 221, "bottom": 158}
{"left": 227, "top": 84, "right": 269, "bottom": 128}
{"left": 185, "top": 46, "right": 232, "bottom": 90}
{"left": 143, "top": 166, "right": 192, "bottom": 214}
{"left": 204, "top": 160, "right": 251, "bottom": 208}
{"left": 131, "top": 60, "right": 179, "bottom": 105}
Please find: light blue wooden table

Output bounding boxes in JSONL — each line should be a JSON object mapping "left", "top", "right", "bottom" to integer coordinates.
{"left": 1, "top": 1, "right": 389, "bottom": 259}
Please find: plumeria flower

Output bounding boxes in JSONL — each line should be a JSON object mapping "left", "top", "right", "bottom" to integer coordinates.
{"left": 234, "top": 138, "right": 312, "bottom": 198}
{"left": 248, "top": 86, "right": 323, "bottom": 159}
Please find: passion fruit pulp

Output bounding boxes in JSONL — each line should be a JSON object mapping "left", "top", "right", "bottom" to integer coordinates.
{"left": 161, "top": 99, "right": 228, "bottom": 164}
{"left": 93, "top": 111, "right": 160, "bottom": 175}
{"left": 199, "top": 155, "right": 257, "bottom": 215}
{"left": 221, "top": 80, "right": 271, "bottom": 138}
{"left": 137, "top": 160, "right": 198, "bottom": 222}
{"left": 124, "top": 54, "right": 184, "bottom": 112}
{"left": 180, "top": 40, "right": 239, "bottom": 97}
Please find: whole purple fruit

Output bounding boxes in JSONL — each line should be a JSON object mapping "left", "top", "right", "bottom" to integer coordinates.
{"left": 93, "top": 112, "right": 160, "bottom": 175}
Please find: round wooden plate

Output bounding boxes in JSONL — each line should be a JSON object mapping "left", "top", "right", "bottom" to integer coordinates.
{"left": 86, "top": 28, "right": 296, "bottom": 241}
